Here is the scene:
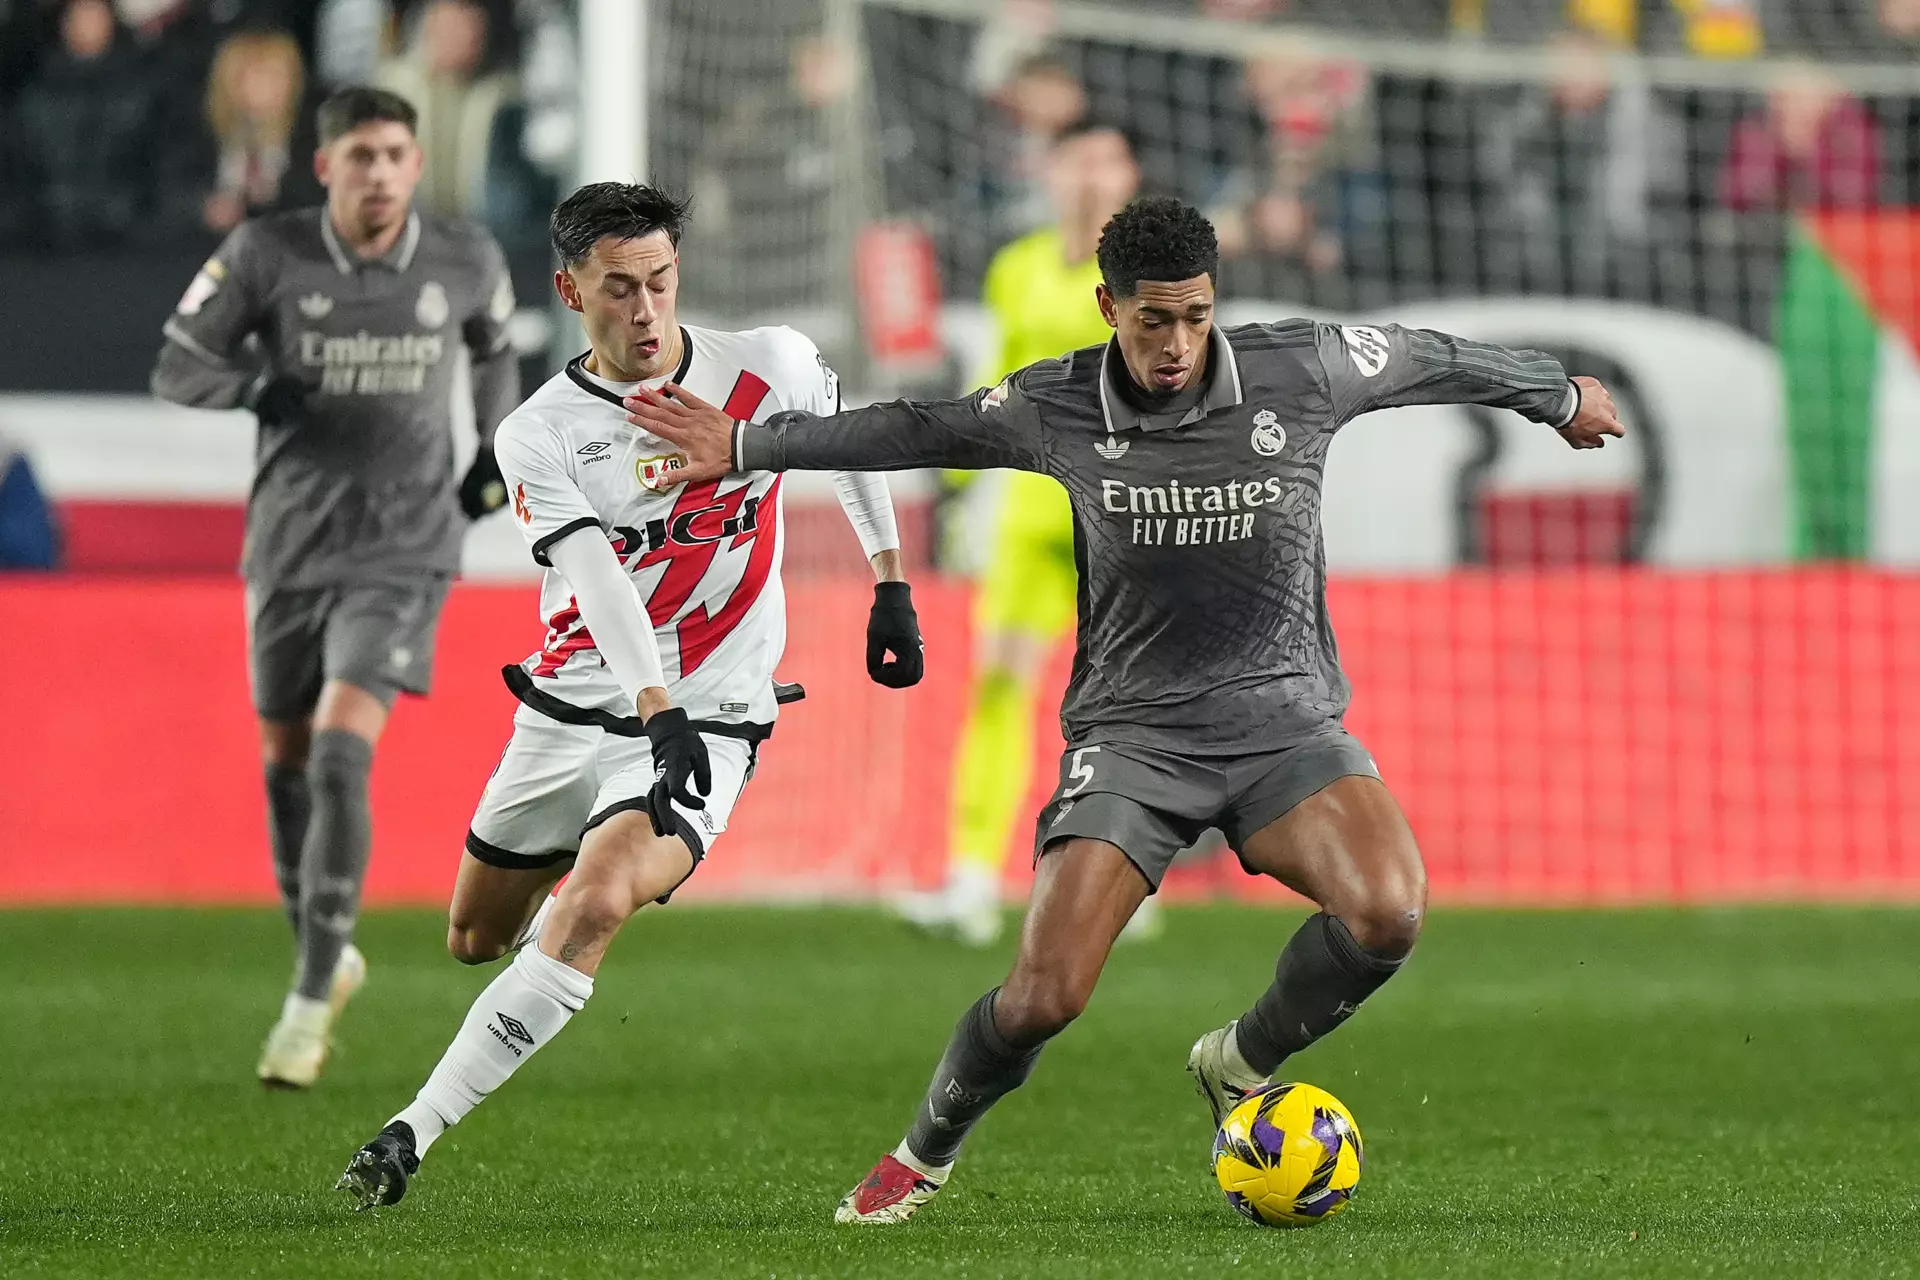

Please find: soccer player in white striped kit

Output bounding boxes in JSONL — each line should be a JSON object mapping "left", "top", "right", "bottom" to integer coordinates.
{"left": 337, "top": 183, "right": 923, "bottom": 1208}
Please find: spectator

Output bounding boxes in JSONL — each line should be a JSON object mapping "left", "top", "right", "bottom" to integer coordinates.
{"left": 979, "top": 53, "right": 1090, "bottom": 242}
{"left": 1720, "top": 66, "right": 1880, "bottom": 211}
{"left": 10, "top": 0, "right": 162, "bottom": 249}
{"left": 375, "top": 0, "right": 516, "bottom": 220}
{"left": 1479, "top": 31, "right": 1684, "bottom": 293}
{"left": 1212, "top": 48, "right": 1376, "bottom": 276}
{"left": 198, "top": 29, "right": 318, "bottom": 235}
{"left": 315, "top": 0, "right": 394, "bottom": 89}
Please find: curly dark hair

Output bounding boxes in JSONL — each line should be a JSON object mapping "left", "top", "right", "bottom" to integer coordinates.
{"left": 1095, "top": 196, "right": 1218, "bottom": 297}
{"left": 550, "top": 182, "right": 693, "bottom": 268}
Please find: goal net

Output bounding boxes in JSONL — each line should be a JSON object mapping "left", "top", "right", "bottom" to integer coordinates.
{"left": 641, "top": 0, "right": 1920, "bottom": 903}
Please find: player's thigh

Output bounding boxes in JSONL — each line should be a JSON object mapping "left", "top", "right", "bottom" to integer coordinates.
{"left": 1235, "top": 770, "right": 1426, "bottom": 945}
{"left": 587, "top": 731, "right": 757, "bottom": 901}
{"left": 246, "top": 584, "right": 328, "bottom": 724}
{"left": 320, "top": 577, "right": 452, "bottom": 708}
{"left": 460, "top": 709, "right": 599, "bottom": 948}
{"left": 543, "top": 812, "right": 697, "bottom": 973}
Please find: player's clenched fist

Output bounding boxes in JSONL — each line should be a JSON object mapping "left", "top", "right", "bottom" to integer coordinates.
{"left": 1559, "top": 376, "right": 1625, "bottom": 450}
{"left": 624, "top": 384, "right": 737, "bottom": 482}
{"left": 867, "top": 582, "right": 924, "bottom": 688}
{"left": 642, "top": 707, "right": 711, "bottom": 838}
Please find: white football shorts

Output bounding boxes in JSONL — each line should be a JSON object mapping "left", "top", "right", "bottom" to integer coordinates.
{"left": 464, "top": 702, "right": 758, "bottom": 875}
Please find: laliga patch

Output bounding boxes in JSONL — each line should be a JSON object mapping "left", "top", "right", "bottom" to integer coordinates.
{"left": 1341, "top": 325, "right": 1390, "bottom": 377}
{"left": 1250, "top": 408, "right": 1287, "bottom": 457}
{"left": 637, "top": 453, "right": 689, "bottom": 492}
{"left": 175, "top": 262, "right": 222, "bottom": 316}
{"left": 980, "top": 378, "right": 1012, "bottom": 412}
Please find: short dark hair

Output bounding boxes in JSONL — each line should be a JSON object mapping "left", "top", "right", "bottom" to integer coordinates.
{"left": 316, "top": 86, "right": 418, "bottom": 146}
{"left": 1095, "top": 196, "right": 1218, "bottom": 297}
{"left": 550, "top": 182, "right": 693, "bottom": 268}
{"left": 1051, "top": 115, "right": 1136, "bottom": 155}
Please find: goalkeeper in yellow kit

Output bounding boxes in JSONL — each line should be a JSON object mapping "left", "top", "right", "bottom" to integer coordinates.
{"left": 895, "top": 118, "right": 1150, "bottom": 945}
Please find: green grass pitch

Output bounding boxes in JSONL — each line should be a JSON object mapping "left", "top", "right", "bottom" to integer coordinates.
{"left": 3, "top": 905, "right": 1917, "bottom": 1278}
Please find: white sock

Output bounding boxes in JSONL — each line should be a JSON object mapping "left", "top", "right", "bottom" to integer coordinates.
{"left": 280, "top": 992, "right": 330, "bottom": 1032}
{"left": 389, "top": 946, "right": 594, "bottom": 1158}
{"left": 891, "top": 1139, "right": 952, "bottom": 1183}
{"left": 514, "top": 893, "right": 557, "bottom": 951}
{"left": 1223, "top": 1020, "right": 1271, "bottom": 1088}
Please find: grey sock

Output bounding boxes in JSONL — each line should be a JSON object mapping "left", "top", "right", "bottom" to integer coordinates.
{"left": 903, "top": 989, "right": 1045, "bottom": 1168}
{"left": 1234, "top": 912, "right": 1406, "bottom": 1076}
{"left": 263, "top": 761, "right": 311, "bottom": 935}
{"left": 294, "top": 729, "right": 375, "bottom": 1000}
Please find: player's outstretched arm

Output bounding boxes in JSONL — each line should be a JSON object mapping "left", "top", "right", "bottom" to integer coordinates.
{"left": 624, "top": 380, "right": 1045, "bottom": 483}
{"left": 1317, "top": 322, "right": 1624, "bottom": 448}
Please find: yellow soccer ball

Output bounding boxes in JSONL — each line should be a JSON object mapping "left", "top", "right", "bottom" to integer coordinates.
{"left": 1211, "top": 1082, "right": 1364, "bottom": 1227}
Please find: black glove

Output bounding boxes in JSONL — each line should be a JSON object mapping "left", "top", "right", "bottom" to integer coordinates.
{"left": 246, "top": 375, "right": 310, "bottom": 428}
{"left": 866, "top": 581, "right": 924, "bottom": 688}
{"left": 459, "top": 445, "right": 509, "bottom": 519}
{"left": 643, "top": 707, "right": 711, "bottom": 838}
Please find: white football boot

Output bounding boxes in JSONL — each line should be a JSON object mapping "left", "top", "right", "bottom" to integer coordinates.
{"left": 257, "top": 944, "right": 366, "bottom": 1090}
{"left": 1116, "top": 895, "right": 1163, "bottom": 943}
{"left": 1186, "top": 1020, "right": 1270, "bottom": 1128}
{"left": 891, "top": 864, "right": 1003, "bottom": 947}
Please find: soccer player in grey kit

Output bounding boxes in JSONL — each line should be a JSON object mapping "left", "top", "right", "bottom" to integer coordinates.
{"left": 150, "top": 86, "right": 520, "bottom": 1089}
{"left": 629, "top": 196, "right": 1627, "bottom": 1222}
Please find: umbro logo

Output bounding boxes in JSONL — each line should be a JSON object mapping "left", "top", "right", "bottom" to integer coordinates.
{"left": 578, "top": 441, "right": 611, "bottom": 455}
{"left": 298, "top": 292, "right": 334, "bottom": 319}
{"left": 1094, "top": 434, "right": 1130, "bottom": 460}
{"left": 489, "top": 1012, "right": 535, "bottom": 1056}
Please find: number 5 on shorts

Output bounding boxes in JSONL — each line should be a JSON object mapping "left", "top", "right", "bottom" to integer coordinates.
{"left": 1062, "top": 746, "right": 1101, "bottom": 798}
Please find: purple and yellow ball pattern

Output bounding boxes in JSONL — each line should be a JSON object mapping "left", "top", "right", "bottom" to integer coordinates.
{"left": 1211, "top": 1082, "right": 1364, "bottom": 1227}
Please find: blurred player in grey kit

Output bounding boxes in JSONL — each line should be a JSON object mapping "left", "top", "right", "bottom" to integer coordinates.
{"left": 151, "top": 85, "right": 520, "bottom": 1089}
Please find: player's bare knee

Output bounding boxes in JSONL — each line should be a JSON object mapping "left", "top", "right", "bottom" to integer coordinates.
{"left": 445, "top": 923, "right": 510, "bottom": 965}
{"left": 1344, "top": 866, "right": 1427, "bottom": 958}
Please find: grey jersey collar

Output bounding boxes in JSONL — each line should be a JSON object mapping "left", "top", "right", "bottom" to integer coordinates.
{"left": 1096, "top": 324, "right": 1244, "bottom": 435}
{"left": 321, "top": 209, "right": 422, "bottom": 275}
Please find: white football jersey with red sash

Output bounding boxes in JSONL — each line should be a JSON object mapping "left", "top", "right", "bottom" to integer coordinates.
{"left": 492, "top": 323, "right": 840, "bottom": 735}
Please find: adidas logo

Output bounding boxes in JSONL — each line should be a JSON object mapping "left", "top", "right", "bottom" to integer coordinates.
{"left": 298, "top": 292, "right": 334, "bottom": 319}
{"left": 1094, "top": 433, "right": 1130, "bottom": 460}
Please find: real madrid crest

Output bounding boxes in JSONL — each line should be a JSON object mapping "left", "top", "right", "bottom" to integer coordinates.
{"left": 416, "top": 281, "right": 450, "bottom": 328}
{"left": 1250, "top": 408, "right": 1286, "bottom": 457}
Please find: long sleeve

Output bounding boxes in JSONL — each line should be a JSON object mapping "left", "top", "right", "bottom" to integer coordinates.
{"left": 545, "top": 527, "right": 667, "bottom": 704}
{"left": 737, "top": 372, "right": 1049, "bottom": 475}
{"left": 1314, "top": 321, "right": 1576, "bottom": 428}
{"left": 150, "top": 221, "right": 272, "bottom": 409}
{"left": 463, "top": 235, "right": 520, "bottom": 445}
{"left": 830, "top": 472, "right": 900, "bottom": 560}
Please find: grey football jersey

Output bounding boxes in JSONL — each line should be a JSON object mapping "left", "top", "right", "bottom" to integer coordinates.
{"left": 151, "top": 208, "right": 519, "bottom": 587}
{"left": 740, "top": 320, "right": 1576, "bottom": 755}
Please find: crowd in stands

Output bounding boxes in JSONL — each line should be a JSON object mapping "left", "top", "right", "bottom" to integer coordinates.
{"left": 865, "top": 0, "right": 1920, "bottom": 329}
{"left": 0, "top": 0, "right": 575, "bottom": 253}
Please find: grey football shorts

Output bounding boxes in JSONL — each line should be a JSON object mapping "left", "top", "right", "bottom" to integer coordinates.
{"left": 1033, "top": 730, "right": 1382, "bottom": 892}
{"left": 246, "top": 578, "right": 451, "bottom": 720}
